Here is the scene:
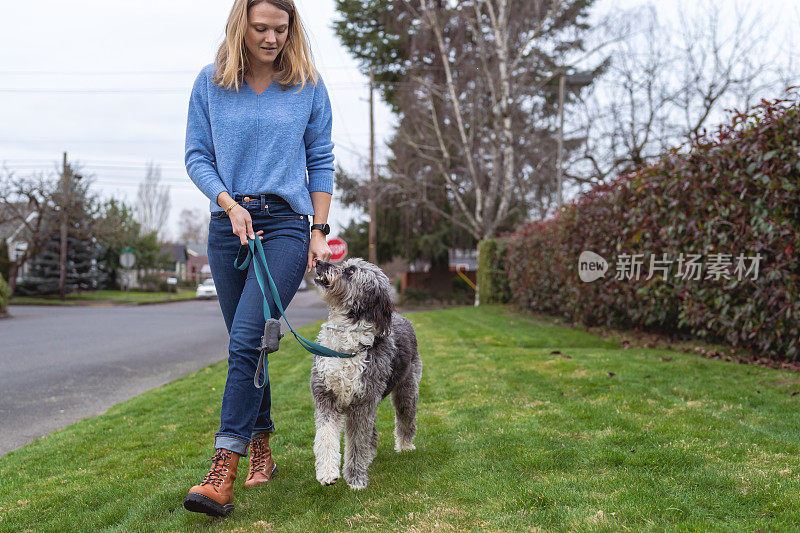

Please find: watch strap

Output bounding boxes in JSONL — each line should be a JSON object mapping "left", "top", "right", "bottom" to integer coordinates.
{"left": 310, "top": 223, "right": 330, "bottom": 235}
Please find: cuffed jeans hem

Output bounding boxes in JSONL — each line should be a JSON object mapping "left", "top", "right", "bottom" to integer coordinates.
{"left": 252, "top": 422, "right": 276, "bottom": 437}
{"left": 215, "top": 434, "right": 250, "bottom": 457}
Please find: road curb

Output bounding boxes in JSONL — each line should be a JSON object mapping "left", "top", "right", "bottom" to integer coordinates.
{"left": 9, "top": 298, "right": 200, "bottom": 307}
{"left": 134, "top": 298, "right": 205, "bottom": 306}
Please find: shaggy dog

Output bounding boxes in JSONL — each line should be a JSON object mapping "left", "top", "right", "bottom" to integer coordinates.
{"left": 311, "top": 258, "right": 422, "bottom": 489}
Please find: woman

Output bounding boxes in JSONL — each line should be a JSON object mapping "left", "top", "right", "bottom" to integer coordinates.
{"left": 182, "top": 0, "right": 334, "bottom": 517}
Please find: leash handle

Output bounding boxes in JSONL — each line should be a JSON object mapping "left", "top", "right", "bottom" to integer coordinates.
{"left": 234, "top": 236, "right": 357, "bottom": 360}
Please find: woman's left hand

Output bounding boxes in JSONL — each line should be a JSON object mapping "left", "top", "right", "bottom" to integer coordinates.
{"left": 307, "top": 231, "right": 332, "bottom": 273}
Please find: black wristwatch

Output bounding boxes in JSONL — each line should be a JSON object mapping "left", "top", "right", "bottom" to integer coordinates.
{"left": 310, "top": 223, "right": 330, "bottom": 236}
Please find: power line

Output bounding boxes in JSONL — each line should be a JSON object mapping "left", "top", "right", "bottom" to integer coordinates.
{"left": 1, "top": 171, "right": 197, "bottom": 187}
{"left": 0, "top": 70, "right": 200, "bottom": 76}
{"left": 92, "top": 182, "right": 199, "bottom": 190}
{"left": 2, "top": 149, "right": 372, "bottom": 167}
{"left": 0, "top": 66, "right": 442, "bottom": 76}
{"left": 72, "top": 164, "right": 187, "bottom": 171}
{"left": 0, "top": 171, "right": 202, "bottom": 190}
{"left": 2, "top": 161, "right": 186, "bottom": 169}
{"left": 0, "top": 137, "right": 383, "bottom": 144}
{"left": 0, "top": 88, "right": 189, "bottom": 94}
{"left": 0, "top": 80, "right": 418, "bottom": 94}
{"left": 0, "top": 65, "right": 393, "bottom": 76}
{"left": 0, "top": 139, "right": 181, "bottom": 143}
{"left": 0, "top": 139, "right": 378, "bottom": 155}
{"left": 0, "top": 146, "right": 376, "bottom": 181}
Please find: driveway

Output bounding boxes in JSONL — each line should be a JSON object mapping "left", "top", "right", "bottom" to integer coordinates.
{"left": 0, "top": 289, "right": 328, "bottom": 457}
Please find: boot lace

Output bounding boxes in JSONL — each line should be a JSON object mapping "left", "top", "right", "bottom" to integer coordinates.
{"left": 201, "top": 449, "right": 232, "bottom": 488}
{"left": 249, "top": 436, "right": 270, "bottom": 474}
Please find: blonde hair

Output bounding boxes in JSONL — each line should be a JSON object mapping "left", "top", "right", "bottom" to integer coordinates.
{"left": 212, "top": 0, "right": 320, "bottom": 93}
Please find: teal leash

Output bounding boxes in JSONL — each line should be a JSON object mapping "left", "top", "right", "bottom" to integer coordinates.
{"left": 234, "top": 236, "right": 357, "bottom": 388}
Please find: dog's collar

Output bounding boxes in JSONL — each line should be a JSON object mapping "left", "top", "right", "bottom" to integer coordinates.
{"left": 354, "top": 345, "right": 370, "bottom": 359}
{"left": 320, "top": 323, "right": 372, "bottom": 360}
{"left": 321, "top": 322, "right": 375, "bottom": 334}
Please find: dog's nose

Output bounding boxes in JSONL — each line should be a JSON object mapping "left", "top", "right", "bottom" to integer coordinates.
{"left": 315, "top": 260, "right": 330, "bottom": 273}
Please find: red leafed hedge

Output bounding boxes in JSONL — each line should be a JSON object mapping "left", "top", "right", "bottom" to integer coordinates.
{"left": 506, "top": 92, "right": 800, "bottom": 360}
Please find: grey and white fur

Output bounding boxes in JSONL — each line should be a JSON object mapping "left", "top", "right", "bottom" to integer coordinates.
{"left": 310, "top": 258, "right": 422, "bottom": 489}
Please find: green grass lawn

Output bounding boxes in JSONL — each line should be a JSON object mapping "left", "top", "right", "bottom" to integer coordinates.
{"left": 2, "top": 305, "right": 800, "bottom": 531}
{"left": 9, "top": 289, "right": 197, "bottom": 305}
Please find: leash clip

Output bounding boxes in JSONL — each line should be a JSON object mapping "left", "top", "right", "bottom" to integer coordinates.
{"left": 357, "top": 345, "right": 371, "bottom": 363}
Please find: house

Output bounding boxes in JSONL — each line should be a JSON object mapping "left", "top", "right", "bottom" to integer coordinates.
{"left": 159, "top": 242, "right": 210, "bottom": 284}
{"left": 186, "top": 242, "right": 210, "bottom": 283}
{"left": 161, "top": 242, "right": 188, "bottom": 279}
{"left": 401, "top": 248, "right": 478, "bottom": 294}
{"left": 0, "top": 203, "right": 37, "bottom": 283}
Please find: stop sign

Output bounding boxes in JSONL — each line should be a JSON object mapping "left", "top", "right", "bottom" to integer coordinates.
{"left": 328, "top": 238, "right": 348, "bottom": 262}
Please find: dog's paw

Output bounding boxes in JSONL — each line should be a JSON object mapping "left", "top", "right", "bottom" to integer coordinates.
{"left": 394, "top": 441, "right": 416, "bottom": 452}
{"left": 343, "top": 469, "right": 369, "bottom": 490}
{"left": 345, "top": 476, "right": 368, "bottom": 490}
{"left": 316, "top": 470, "right": 340, "bottom": 486}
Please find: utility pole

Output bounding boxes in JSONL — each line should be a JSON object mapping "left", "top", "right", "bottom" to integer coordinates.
{"left": 552, "top": 72, "right": 592, "bottom": 212}
{"left": 556, "top": 74, "right": 565, "bottom": 210}
{"left": 59, "top": 151, "right": 69, "bottom": 301}
{"left": 368, "top": 68, "right": 377, "bottom": 264}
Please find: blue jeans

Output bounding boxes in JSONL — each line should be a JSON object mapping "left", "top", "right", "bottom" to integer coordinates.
{"left": 207, "top": 193, "right": 309, "bottom": 457}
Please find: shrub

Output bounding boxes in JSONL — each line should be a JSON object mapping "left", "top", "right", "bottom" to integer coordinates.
{"left": 400, "top": 288, "right": 431, "bottom": 305}
{"left": 506, "top": 91, "right": 800, "bottom": 360}
{"left": 450, "top": 274, "right": 473, "bottom": 294}
{"left": 0, "top": 272, "right": 9, "bottom": 313}
{"left": 138, "top": 274, "right": 170, "bottom": 293}
{"left": 179, "top": 279, "right": 197, "bottom": 289}
{"left": 478, "top": 238, "right": 511, "bottom": 305}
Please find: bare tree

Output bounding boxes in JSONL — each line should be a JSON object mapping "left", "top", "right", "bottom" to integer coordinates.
{"left": 0, "top": 170, "right": 58, "bottom": 294}
{"left": 572, "top": 1, "right": 793, "bottom": 184}
{"left": 177, "top": 208, "right": 209, "bottom": 244}
{"left": 136, "top": 162, "right": 171, "bottom": 241}
{"left": 390, "top": 0, "right": 601, "bottom": 240}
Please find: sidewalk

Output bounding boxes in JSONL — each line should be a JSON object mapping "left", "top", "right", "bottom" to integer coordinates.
{"left": 8, "top": 289, "right": 197, "bottom": 307}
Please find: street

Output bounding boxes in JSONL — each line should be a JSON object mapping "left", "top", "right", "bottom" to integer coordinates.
{"left": 0, "top": 289, "right": 329, "bottom": 457}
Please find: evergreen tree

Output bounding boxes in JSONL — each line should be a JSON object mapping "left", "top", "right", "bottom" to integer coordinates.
{"left": 0, "top": 240, "right": 9, "bottom": 282}
{"left": 14, "top": 171, "right": 105, "bottom": 295}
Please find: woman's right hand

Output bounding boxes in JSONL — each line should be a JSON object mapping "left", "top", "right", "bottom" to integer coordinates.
{"left": 229, "top": 204, "right": 255, "bottom": 245}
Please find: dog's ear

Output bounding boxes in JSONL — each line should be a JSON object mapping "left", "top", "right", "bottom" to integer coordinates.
{"left": 348, "top": 282, "right": 394, "bottom": 336}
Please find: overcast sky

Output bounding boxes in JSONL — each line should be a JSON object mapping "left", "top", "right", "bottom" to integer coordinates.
{"left": 0, "top": 0, "right": 797, "bottom": 242}
{"left": 0, "top": 0, "right": 397, "bottom": 240}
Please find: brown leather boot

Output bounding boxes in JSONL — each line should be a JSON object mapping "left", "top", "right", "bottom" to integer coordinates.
{"left": 183, "top": 448, "right": 240, "bottom": 517}
{"left": 244, "top": 433, "right": 277, "bottom": 488}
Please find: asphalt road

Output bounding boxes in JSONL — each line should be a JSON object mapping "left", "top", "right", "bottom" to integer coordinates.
{"left": 0, "top": 289, "right": 329, "bottom": 457}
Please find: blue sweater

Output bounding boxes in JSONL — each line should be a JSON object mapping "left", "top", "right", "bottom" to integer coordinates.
{"left": 185, "top": 63, "right": 335, "bottom": 216}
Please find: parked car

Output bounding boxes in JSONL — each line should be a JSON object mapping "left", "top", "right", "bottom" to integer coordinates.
{"left": 196, "top": 278, "right": 217, "bottom": 299}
